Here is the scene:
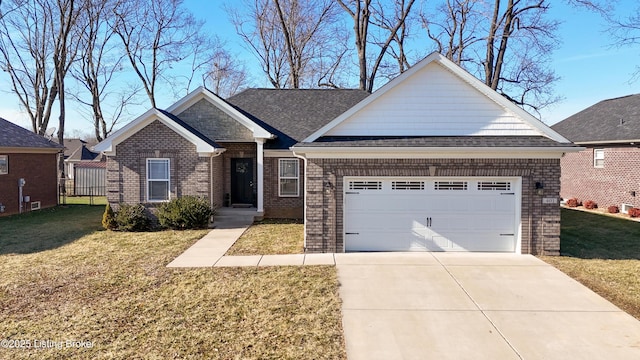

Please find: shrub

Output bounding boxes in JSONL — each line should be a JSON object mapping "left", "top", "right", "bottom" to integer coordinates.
{"left": 157, "top": 196, "right": 214, "bottom": 230}
{"left": 566, "top": 198, "right": 580, "bottom": 207}
{"left": 629, "top": 208, "right": 640, "bottom": 218}
{"left": 102, "top": 203, "right": 117, "bottom": 230}
{"left": 583, "top": 200, "right": 597, "bottom": 210}
{"left": 115, "top": 203, "right": 151, "bottom": 231}
{"left": 608, "top": 205, "right": 620, "bottom": 214}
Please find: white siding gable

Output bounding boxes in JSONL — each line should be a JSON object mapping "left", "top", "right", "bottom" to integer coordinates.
{"left": 324, "top": 62, "right": 543, "bottom": 137}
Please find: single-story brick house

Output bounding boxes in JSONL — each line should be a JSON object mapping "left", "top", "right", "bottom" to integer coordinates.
{"left": 552, "top": 94, "right": 640, "bottom": 213}
{"left": 95, "top": 52, "right": 578, "bottom": 254}
{"left": 0, "top": 117, "right": 63, "bottom": 216}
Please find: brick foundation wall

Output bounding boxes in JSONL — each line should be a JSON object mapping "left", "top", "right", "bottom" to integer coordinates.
{"left": 0, "top": 152, "right": 59, "bottom": 216}
{"left": 264, "top": 157, "right": 304, "bottom": 218}
{"left": 106, "top": 120, "right": 211, "bottom": 208}
{"left": 304, "top": 158, "right": 561, "bottom": 255}
{"left": 560, "top": 146, "right": 640, "bottom": 209}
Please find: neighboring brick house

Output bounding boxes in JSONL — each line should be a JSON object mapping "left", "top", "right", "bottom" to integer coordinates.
{"left": 0, "top": 117, "right": 63, "bottom": 216}
{"left": 96, "top": 52, "right": 578, "bottom": 255}
{"left": 552, "top": 94, "right": 640, "bottom": 213}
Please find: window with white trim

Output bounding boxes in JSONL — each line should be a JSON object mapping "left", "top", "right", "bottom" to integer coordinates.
{"left": 147, "top": 158, "right": 170, "bottom": 202}
{"left": 594, "top": 149, "right": 604, "bottom": 168}
{"left": 0, "top": 155, "right": 7, "bottom": 175}
{"left": 279, "top": 158, "right": 299, "bottom": 197}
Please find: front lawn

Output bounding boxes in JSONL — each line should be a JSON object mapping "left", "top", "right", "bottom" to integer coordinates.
{"left": 227, "top": 219, "right": 304, "bottom": 255}
{"left": 541, "top": 208, "right": 640, "bottom": 320}
{"left": 0, "top": 207, "right": 344, "bottom": 359}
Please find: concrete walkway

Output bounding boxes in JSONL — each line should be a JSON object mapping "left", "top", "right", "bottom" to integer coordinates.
{"left": 166, "top": 208, "right": 337, "bottom": 268}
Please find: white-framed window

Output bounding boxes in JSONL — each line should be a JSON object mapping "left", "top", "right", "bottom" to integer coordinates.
{"left": 279, "top": 158, "right": 299, "bottom": 197}
{"left": 0, "top": 155, "right": 7, "bottom": 175}
{"left": 594, "top": 149, "right": 604, "bottom": 168}
{"left": 147, "top": 158, "right": 170, "bottom": 202}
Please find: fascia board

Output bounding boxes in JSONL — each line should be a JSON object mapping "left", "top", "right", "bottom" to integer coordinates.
{"left": 95, "top": 109, "right": 218, "bottom": 156}
{"left": 291, "top": 146, "right": 583, "bottom": 159}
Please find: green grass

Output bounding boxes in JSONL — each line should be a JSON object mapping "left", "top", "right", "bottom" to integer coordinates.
{"left": 227, "top": 219, "right": 304, "bottom": 255}
{"left": 59, "top": 196, "right": 107, "bottom": 205}
{"left": 541, "top": 208, "right": 640, "bottom": 320}
{"left": 0, "top": 205, "right": 105, "bottom": 254}
{"left": 0, "top": 208, "right": 345, "bottom": 359}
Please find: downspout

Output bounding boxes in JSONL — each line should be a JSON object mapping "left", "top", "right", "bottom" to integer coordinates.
{"left": 292, "top": 149, "right": 308, "bottom": 252}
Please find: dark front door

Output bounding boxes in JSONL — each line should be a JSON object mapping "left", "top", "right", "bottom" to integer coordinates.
{"left": 231, "top": 158, "right": 254, "bottom": 205}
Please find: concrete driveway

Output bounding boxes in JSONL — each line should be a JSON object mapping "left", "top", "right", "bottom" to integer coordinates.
{"left": 336, "top": 252, "right": 640, "bottom": 360}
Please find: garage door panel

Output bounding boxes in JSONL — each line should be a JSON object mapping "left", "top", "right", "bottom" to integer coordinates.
{"left": 346, "top": 194, "right": 428, "bottom": 212}
{"left": 344, "top": 177, "right": 518, "bottom": 253}
{"left": 346, "top": 231, "right": 427, "bottom": 252}
{"left": 347, "top": 213, "right": 427, "bottom": 231}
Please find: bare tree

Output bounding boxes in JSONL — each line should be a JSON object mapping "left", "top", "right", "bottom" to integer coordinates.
{"left": 423, "top": 0, "right": 612, "bottom": 113}
{"left": 336, "top": 0, "right": 417, "bottom": 92}
{"left": 112, "top": 0, "right": 207, "bottom": 107}
{"left": 608, "top": 3, "right": 640, "bottom": 79}
{"left": 228, "top": 0, "right": 344, "bottom": 89}
{"left": 0, "top": 0, "right": 80, "bottom": 141}
{"left": 0, "top": 0, "right": 58, "bottom": 135}
{"left": 423, "top": 0, "right": 482, "bottom": 65}
{"left": 205, "top": 49, "right": 249, "bottom": 98}
{"left": 72, "top": 0, "right": 142, "bottom": 141}
{"left": 422, "top": 0, "right": 561, "bottom": 113}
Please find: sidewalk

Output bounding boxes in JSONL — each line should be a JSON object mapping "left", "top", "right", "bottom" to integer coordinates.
{"left": 167, "top": 209, "right": 336, "bottom": 268}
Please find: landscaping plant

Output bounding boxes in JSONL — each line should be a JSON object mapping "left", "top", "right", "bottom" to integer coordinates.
{"left": 102, "top": 203, "right": 117, "bottom": 230}
{"left": 583, "top": 200, "right": 597, "bottom": 209}
{"left": 114, "top": 203, "right": 151, "bottom": 231}
{"left": 157, "top": 196, "right": 214, "bottom": 229}
{"left": 608, "top": 205, "right": 620, "bottom": 214}
{"left": 628, "top": 207, "right": 640, "bottom": 218}
{"left": 566, "top": 198, "right": 580, "bottom": 207}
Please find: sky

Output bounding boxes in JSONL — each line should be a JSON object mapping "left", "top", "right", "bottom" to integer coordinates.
{"left": 1, "top": 0, "right": 639, "bottom": 136}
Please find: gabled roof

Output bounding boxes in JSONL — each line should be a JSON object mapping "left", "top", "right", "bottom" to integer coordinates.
{"left": 552, "top": 94, "right": 640, "bottom": 144}
{"left": 58, "top": 138, "right": 103, "bottom": 161}
{"left": 0, "top": 117, "right": 63, "bottom": 152}
{"left": 94, "top": 108, "right": 223, "bottom": 156}
{"left": 168, "top": 86, "right": 275, "bottom": 139}
{"left": 226, "top": 88, "right": 370, "bottom": 149}
{"left": 302, "top": 52, "right": 570, "bottom": 144}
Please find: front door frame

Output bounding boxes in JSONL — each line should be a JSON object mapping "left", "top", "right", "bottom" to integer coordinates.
{"left": 231, "top": 158, "right": 255, "bottom": 205}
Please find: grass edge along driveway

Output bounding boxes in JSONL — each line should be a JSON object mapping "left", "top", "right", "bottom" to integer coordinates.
{"left": 540, "top": 208, "right": 640, "bottom": 320}
{"left": 0, "top": 206, "right": 345, "bottom": 359}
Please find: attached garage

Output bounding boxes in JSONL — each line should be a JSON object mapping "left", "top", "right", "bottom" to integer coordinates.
{"left": 344, "top": 177, "right": 520, "bottom": 252}
{"left": 292, "top": 53, "right": 580, "bottom": 255}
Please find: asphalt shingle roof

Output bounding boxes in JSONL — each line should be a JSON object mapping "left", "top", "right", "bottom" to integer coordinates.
{"left": 295, "top": 136, "right": 574, "bottom": 148}
{"left": 0, "top": 117, "right": 63, "bottom": 150}
{"left": 226, "top": 88, "right": 370, "bottom": 149}
{"left": 551, "top": 94, "right": 640, "bottom": 143}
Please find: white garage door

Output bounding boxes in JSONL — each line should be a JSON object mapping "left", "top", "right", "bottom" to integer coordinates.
{"left": 344, "top": 177, "right": 519, "bottom": 252}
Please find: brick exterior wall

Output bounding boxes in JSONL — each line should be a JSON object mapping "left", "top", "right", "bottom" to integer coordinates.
{"left": 304, "top": 158, "right": 561, "bottom": 255}
{"left": 0, "top": 152, "right": 59, "bottom": 216}
{"left": 177, "top": 99, "right": 254, "bottom": 141}
{"left": 106, "top": 120, "right": 211, "bottom": 208}
{"left": 264, "top": 157, "right": 304, "bottom": 218}
{"left": 560, "top": 146, "right": 640, "bottom": 210}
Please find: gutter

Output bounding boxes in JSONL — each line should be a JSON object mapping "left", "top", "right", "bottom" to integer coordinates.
{"left": 291, "top": 149, "right": 308, "bottom": 252}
